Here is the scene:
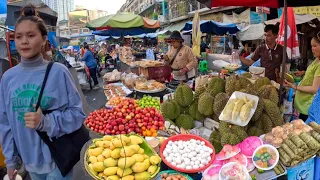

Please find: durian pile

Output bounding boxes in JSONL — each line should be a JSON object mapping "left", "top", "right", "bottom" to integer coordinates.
{"left": 161, "top": 83, "right": 205, "bottom": 131}
{"left": 201, "top": 76, "right": 284, "bottom": 152}
{"left": 161, "top": 75, "right": 285, "bottom": 153}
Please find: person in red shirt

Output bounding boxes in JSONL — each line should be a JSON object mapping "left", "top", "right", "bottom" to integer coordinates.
{"left": 240, "top": 41, "right": 251, "bottom": 58}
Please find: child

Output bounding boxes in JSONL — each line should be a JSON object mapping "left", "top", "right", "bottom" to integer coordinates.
{"left": 0, "top": 5, "right": 86, "bottom": 180}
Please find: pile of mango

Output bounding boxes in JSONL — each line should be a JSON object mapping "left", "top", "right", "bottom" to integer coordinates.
{"left": 86, "top": 134, "right": 161, "bottom": 180}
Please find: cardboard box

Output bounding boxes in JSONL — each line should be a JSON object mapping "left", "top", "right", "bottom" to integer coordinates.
{"left": 139, "top": 65, "right": 171, "bottom": 82}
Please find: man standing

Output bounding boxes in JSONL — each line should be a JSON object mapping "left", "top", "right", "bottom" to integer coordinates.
{"left": 240, "top": 25, "right": 288, "bottom": 81}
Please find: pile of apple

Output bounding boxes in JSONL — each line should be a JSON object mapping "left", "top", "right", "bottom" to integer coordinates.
{"left": 85, "top": 98, "right": 165, "bottom": 136}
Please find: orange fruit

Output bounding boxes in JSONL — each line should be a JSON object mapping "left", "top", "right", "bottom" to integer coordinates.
{"left": 142, "top": 131, "right": 147, "bottom": 136}
{"left": 142, "top": 127, "right": 146, "bottom": 131}
{"left": 146, "top": 131, "right": 152, "bottom": 137}
{"left": 152, "top": 132, "right": 157, "bottom": 137}
{"left": 150, "top": 128, "right": 156, "bottom": 133}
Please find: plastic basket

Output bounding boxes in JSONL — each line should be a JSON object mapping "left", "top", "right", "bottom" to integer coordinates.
{"left": 155, "top": 170, "right": 193, "bottom": 180}
{"left": 159, "top": 134, "right": 215, "bottom": 173}
{"left": 315, "top": 156, "right": 320, "bottom": 180}
{"left": 287, "top": 156, "right": 315, "bottom": 180}
{"left": 84, "top": 134, "right": 161, "bottom": 180}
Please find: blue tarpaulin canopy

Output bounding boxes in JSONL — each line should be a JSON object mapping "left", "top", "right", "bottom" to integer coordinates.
{"left": 70, "top": 33, "right": 94, "bottom": 38}
{"left": 95, "top": 36, "right": 120, "bottom": 41}
{"left": 182, "top": 20, "right": 240, "bottom": 35}
{"left": 92, "top": 27, "right": 157, "bottom": 37}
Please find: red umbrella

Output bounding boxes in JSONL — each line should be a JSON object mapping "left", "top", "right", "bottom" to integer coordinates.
{"left": 278, "top": 7, "right": 300, "bottom": 59}
{"left": 197, "top": 0, "right": 319, "bottom": 102}
{"left": 197, "top": 0, "right": 319, "bottom": 8}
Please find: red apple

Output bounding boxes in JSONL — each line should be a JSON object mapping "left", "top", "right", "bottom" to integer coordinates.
{"left": 111, "top": 121, "right": 117, "bottom": 126}
{"left": 136, "top": 119, "right": 142, "bottom": 123}
{"left": 154, "top": 121, "right": 159, "bottom": 126}
{"left": 114, "top": 126, "right": 119, "bottom": 131}
{"left": 135, "top": 114, "right": 141, "bottom": 119}
{"left": 126, "top": 115, "right": 132, "bottom": 120}
{"left": 127, "top": 128, "right": 134, "bottom": 133}
{"left": 119, "top": 125, "right": 125, "bottom": 131}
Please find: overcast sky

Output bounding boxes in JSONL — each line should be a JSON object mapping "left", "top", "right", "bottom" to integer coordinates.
{"left": 74, "top": 0, "right": 126, "bottom": 14}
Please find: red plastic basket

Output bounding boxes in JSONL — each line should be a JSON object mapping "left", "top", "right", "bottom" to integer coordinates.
{"left": 159, "top": 134, "right": 215, "bottom": 173}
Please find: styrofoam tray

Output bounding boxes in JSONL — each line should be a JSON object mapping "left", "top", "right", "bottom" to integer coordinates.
{"left": 219, "top": 162, "right": 252, "bottom": 180}
{"left": 219, "top": 91, "right": 259, "bottom": 127}
{"left": 249, "top": 163, "right": 287, "bottom": 180}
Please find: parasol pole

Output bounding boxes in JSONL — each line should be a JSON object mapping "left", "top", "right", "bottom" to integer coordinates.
{"left": 279, "top": 0, "right": 288, "bottom": 104}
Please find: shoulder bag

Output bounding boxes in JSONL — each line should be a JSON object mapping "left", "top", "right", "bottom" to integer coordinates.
{"left": 36, "top": 61, "right": 90, "bottom": 177}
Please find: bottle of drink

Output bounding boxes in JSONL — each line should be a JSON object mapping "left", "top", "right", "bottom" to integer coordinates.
{"left": 230, "top": 50, "right": 240, "bottom": 64}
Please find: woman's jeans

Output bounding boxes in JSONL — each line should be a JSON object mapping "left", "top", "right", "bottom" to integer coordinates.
{"left": 29, "top": 167, "right": 72, "bottom": 180}
{"left": 89, "top": 67, "right": 99, "bottom": 85}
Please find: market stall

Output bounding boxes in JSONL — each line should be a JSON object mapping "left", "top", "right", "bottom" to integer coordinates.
{"left": 80, "top": 69, "right": 320, "bottom": 180}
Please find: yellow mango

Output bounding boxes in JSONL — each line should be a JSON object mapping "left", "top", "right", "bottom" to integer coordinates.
{"left": 88, "top": 164, "right": 98, "bottom": 176}
{"left": 143, "top": 158, "right": 150, "bottom": 169}
{"left": 143, "top": 154, "right": 149, "bottom": 159}
{"left": 121, "top": 175, "right": 134, "bottom": 180}
{"left": 102, "top": 149, "right": 112, "bottom": 158}
{"left": 116, "top": 135, "right": 131, "bottom": 144}
{"left": 117, "top": 168, "right": 132, "bottom": 177}
{"left": 134, "top": 172, "right": 151, "bottom": 180}
{"left": 131, "top": 162, "right": 146, "bottom": 173}
{"left": 92, "top": 147, "right": 104, "bottom": 157}
{"left": 129, "top": 135, "right": 143, "bottom": 145}
{"left": 92, "top": 162, "right": 105, "bottom": 172}
{"left": 104, "top": 158, "right": 118, "bottom": 168}
{"left": 129, "top": 144, "right": 140, "bottom": 153}
{"left": 98, "top": 172, "right": 104, "bottom": 177}
{"left": 109, "top": 143, "right": 116, "bottom": 150}
{"left": 112, "top": 139, "right": 126, "bottom": 148}
{"left": 103, "top": 167, "right": 118, "bottom": 176}
{"left": 97, "top": 155, "right": 105, "bottom": 162}
{"left": 149, "top": 155, "right": 161, "bottom": 165}
{"left": 106, "top": 175, "right": 120, "bottom": 180}
{"left": 103, "top": 135, "right": 113, "bottom": 141}
{"left": 120, "top": 146, "right": 135, "bottom": 157}
{"left": 102, "top": 141, "right": 112, "bottom": 148}
{"left": 132, "top": 154, "right": 144, "bottom": 162}
{"left": 95, "top": 140, "right": 104, "bottom": 148}
{"left": 147, "top": 165, "right": 158, "bottom": 175}
{"left": 111, "top": 148, "right": 121, "bottom": 159}
{"left": 88, "top": 156, "right": 98, "bottom": 164}
{"left": 138, "top": 148, "right": 144, "bottom": 154}
{"left": 118, "top": 157, "right": 136, "bottom": 169}
{"left": 88, "top": 149, "right": 94, "bottom": 156}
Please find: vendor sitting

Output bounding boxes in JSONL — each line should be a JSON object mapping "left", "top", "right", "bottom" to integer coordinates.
{"left": 164, "top": 31, "right": 197, "bottom": 81}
